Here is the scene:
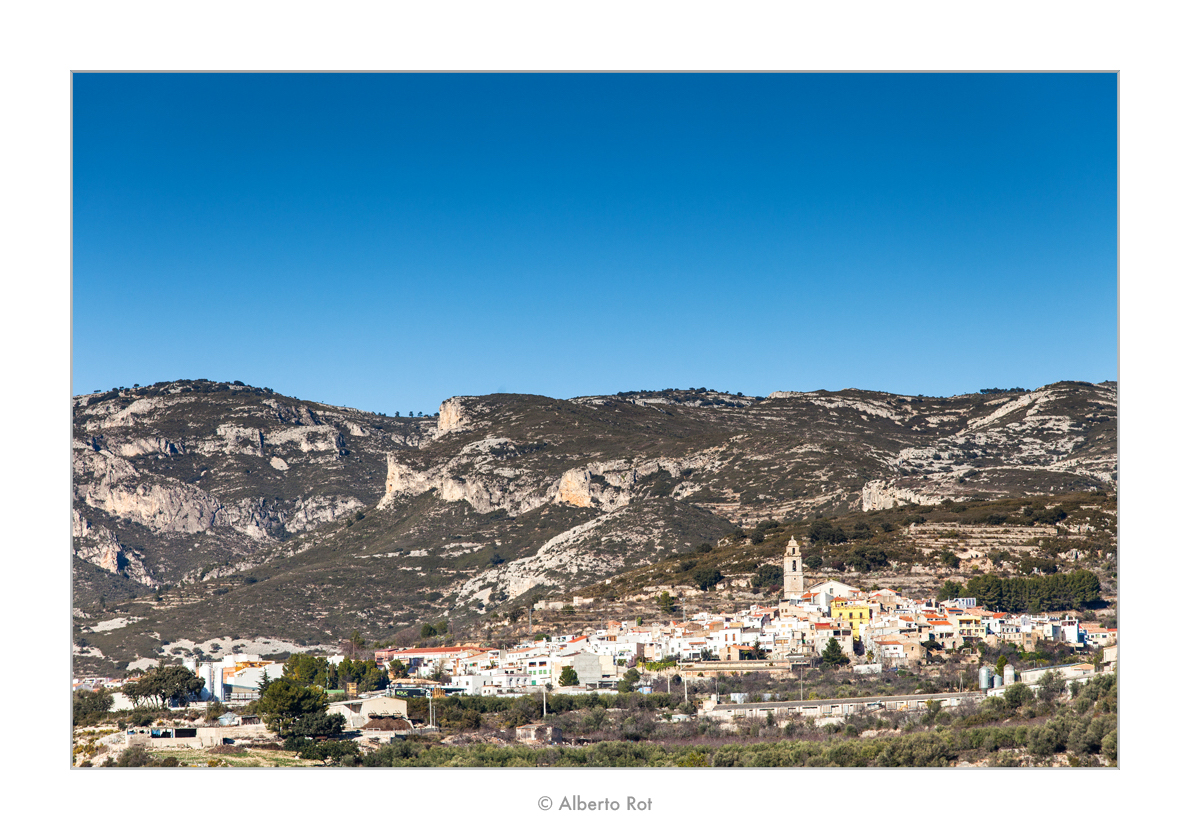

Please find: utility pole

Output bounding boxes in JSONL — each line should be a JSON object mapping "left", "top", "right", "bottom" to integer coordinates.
{"left": 542, "top": 682, "right": 547, "bottom": 719}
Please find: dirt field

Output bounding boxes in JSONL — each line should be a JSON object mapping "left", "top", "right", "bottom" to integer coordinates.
{"left": 140, "top": 746, "right": 321, "bottom": 767}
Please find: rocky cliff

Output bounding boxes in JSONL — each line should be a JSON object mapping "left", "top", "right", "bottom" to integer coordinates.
{"left": 72, "top": 380, "right": 434, "bottom": 597}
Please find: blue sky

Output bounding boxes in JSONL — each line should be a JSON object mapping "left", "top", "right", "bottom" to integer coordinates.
{"left": 72, "top": 73, "right": 1117, "bottom": 415}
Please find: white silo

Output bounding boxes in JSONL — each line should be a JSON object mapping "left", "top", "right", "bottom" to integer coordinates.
{"left": 1003, "top": 664, "right": 1016, "bottom": 685}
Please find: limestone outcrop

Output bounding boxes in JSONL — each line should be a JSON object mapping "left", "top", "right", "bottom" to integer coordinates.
{"left": 379, "top": 447, "right": 727, "bottom": 517}
{"left": 862, "top": 479, "right": 963, "bottom": 512}
{"left": 72, "top": 381, "right": 420, "bottom": 591}
{"left": 437, "top": 397, "right": 472, "bottom": 435}
{"left": 378, "top": 451, "right": 558, "bottom": 515}
{"left": 72, "top": 509, "right": 158, "bottom": 586}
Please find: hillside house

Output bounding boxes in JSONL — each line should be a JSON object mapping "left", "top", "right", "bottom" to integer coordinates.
{"left": 808, "top": 580, "right": 861, "bottom": 603}
{"left": 1082, "top": 623, "right": 1118, "bottom": 648}
{"left": 516, "top": 724, "right": 562, "bottom": 744}
{"left": 830, "top": 599, "right": 874, "bottom": 635}
{"left": 872, "top": 635, "right": 923, "bottom": 665}
{"left": 327, "top": 696, "right": 409, "bottom": 729}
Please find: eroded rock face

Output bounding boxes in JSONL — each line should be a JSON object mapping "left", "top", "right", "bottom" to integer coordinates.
{"left": 285, "top": 496, "right": 364, "bottom": 532}
{"left": 555, "top": 465, "right": 636, "bottom": 510}
{"left": 378, "top": 452, "right": 558, "bottom": 515}
{"left": 72, "top": 509, "right": 157, "bottom": 586}
{"left": 862, "top": 479, "right": 963, "bottom": 511}
{"left": 72, "top": 383, "right": 426, "bottom": 591}
{"left": 263, "top": 425, "right": 343, "bottom": 454}
{"left": 75, "top": 448, "right": 227, "bottom": 534}
{"left": 437, "top": 398, "right": 471, "bottom": 435}
{"left": 556, "top": 468, "right": 600, "bottom": 508}
{"left": 380, "top": 446, "right": 726, "bottom": 518}
{"left": 858, "top": 382, "right": 1118, "bottom": 510}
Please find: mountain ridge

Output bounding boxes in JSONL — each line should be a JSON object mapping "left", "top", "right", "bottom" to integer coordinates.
{"left": 71, "top": 378, "right": 1117, "bottom": 671}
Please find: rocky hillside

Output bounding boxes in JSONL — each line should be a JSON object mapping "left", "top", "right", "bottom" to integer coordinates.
{"left": 72, "top": 379, "right": 1116, "bottom": 670}
{"left": 72, "top": 380, "right": 432, "bottom": 600}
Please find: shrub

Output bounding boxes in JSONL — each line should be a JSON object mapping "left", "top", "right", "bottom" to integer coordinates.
{"left": 1101, "top": 730, "right": 1118, "bottom": 762}
{"left": 73, "top": 688, "right": 114, "bottom": 727}
{"left": 299, "top": 739, "right": 361, "bottom": 765}
{"left": 1003, "top": 683, "right": 1034, "bottom": 709}
{"left": 1028, "top": 720, "right": 1065, "bottom": 757}
{"left": 115, "top": 745, "right": 154, "bottom": 767}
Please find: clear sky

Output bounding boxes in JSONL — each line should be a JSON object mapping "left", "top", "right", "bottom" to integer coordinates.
{"left": 72, "top": 73, "right": 1117, "bottom": 415}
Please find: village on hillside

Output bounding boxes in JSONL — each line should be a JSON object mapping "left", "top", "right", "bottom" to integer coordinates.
{"left": 72, "top": 535, "right": 1117, "bottom": 766}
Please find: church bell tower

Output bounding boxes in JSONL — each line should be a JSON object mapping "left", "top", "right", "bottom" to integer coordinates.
{"left": 783, "top": 535, "right": 805, "bottom": 601}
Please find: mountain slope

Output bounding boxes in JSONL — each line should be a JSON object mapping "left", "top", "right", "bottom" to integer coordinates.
{"left": 72, "top": 379, "right": 1117, "bottom": 671}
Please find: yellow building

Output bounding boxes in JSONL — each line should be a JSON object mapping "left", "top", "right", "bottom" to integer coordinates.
{"left": 952, "top": 614, "right": 983, "bottom": 641}
{"left": 830, "top": 599, "right": 874, "bottom": 635}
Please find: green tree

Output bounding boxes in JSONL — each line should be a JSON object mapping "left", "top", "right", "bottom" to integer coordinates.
{"left": 73, "top": 688, "right": 114, "bottom": 727}
{"left": 995, "top": 655, "right": 1009, "bottom": 677}
{"left": 1036, "top": 670, "right": 1064, "bottom": 703}
{"left": 283, "top": 653, "right": 331, "bottom": 687}
{"left": 1003, "top": 682, "right": 1034, "bottom": 709}
{"left": 693, "top": 568, "right": 724, "bottom": 591}
{"left": 335, "top": 657, "right": 390, "bottom": 692}
{"left": 1068, "top": 569, "right": 1102, "bottom": 609}
{"left": 113, "top": 744, "right": 155, "bottom": 766}
{"left": 559, "top": 666, "right": 579, "bottom": 687}
{"left": 1035, "top": 506, "right": 1068, "bottom": 525}
{"left": 820, "top": 637, "right": 848, "bottom": 669}
{"left": 617, "top": 668, "right": 641, "bottom": 693}
{"left": 291, "top": 711, "right": 347, "bottom": 739}
{"left": 125, "top": 665, "right": 205, "bottom": 708}
{"left": 345, "top": 630, "right": 368, "bottom": 658}
{"left": 655, "top": 592, "right": 676, "bottom": 614}
{"left": 299, "top": 739, "right": 360, "bottom": 765}
{"left": 257, "top": 680, "right": 328, "bottom": 736}
{"left": 808, "top": 520, "right": 847, "bottom": 545}
{"left": 203, "top": 700, "right": 228, "bottom": 722}
{"left": 751, "top": 564, "right": 782, "bottom": 589}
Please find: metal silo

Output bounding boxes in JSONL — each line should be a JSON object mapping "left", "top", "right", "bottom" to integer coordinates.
{"left": 978, "top": 667, "right": 991, "bottom": 690}
{"left": 1003, "top": 664, "right": 1016, "bottom": 685}
{"left": 993, "top": 674, "right": 1003, "bottom": 688}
